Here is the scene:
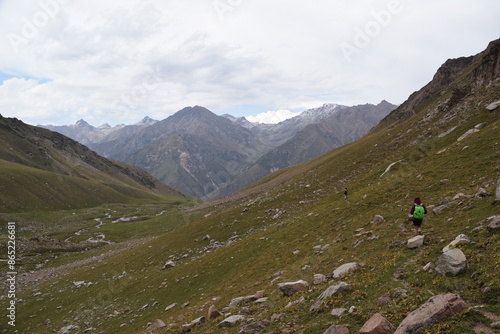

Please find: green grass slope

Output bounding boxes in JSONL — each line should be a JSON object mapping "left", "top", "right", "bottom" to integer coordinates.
{"left": 3, "top": 40, "right": 500, "bottom": 333}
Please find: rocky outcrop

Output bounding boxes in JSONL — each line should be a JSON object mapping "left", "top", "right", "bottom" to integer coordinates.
{"left": 436, "top": 249, "right": 467, "bottom": 275}
{"left": 394, "top": 293, "right": 469, "bottom": 334}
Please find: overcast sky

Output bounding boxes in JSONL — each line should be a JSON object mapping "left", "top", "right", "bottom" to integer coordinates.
{"left": 0, "top": 0, "right": 498, "bottom": 126}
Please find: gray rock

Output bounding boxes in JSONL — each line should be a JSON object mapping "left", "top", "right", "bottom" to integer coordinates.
{"left": 239, "top": 321, "right": 266, "bottom": 333}
{"left": 162, "top": 260, "right": 175, "bottom": 270}
{"left": 433, "top": 203, "right": 451, "bottom": 214}
{"left": 457, "top": 128, "right": 480, "bottom": 142}
{"left": 496, "top": 178, "right": 500, "bottom": 202}
{"left": 486, "top": 100, "right": 500, "bottom": 111}
{"left": 313, "top": 274, "right": 327, "bottom": 285}
{"left": 436, "top": 249, "right": 467, "bottom": 275}
{"left": 208, "top": 305, "right": 223, "bottom": 319}
{"left": 371, "top": 215, "right": 385, "bottom": 225}
{"left": 332, "top": 262, "right": 359, "bottom": 278}
{"left": 394, "top": 293, "right": 468, "bottom": 334}
{"left": 181, "top": 317, "right": 205, "bottom": 333}
{"left": 147, "top": 319, "right": 166, "bottom": 331}
{"left": 488, "top": 216, "right": 500, "bottom": 231}
{"left": 323, "top": 324, "right": 350, "bottom": 334}
{"left": 380, "top": 160, "right": 402, "bottom": 178}
{"left": 310, "top": 282, "right": 350, "bottom": 312}
{"left": 442, "top": 234, "right": 470, "bottom": 252}
{"left": 220, "top": 315, "right": 245, "bottom": 327}
{"left": 407, "top": 235, "right": 425, "bottom": 249}
{"left": 359, "top": 313, "right": 395, "bottom": 334}
{"left": 285, "top": 296, "right": 305, "bottom": 308}
{"left": 278, "top": 280, "right": 310, "bottom": 296}
{"left": 475, "top": 188, "right": 491, "bottom": 198}
{"left": 57, "top": 325, "right": 79, "bottom": 334}
{"left": 330, "top": 308, "right": 347, "bottom": 317}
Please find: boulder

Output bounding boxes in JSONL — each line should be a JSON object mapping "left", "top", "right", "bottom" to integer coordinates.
{"left": 394, "top": 293, "right": 469, "bottom": 334}
{"left": 220, "top": 315, "right": 245, "bottom": 327}
{"left": 162, "top": 260, "right": 175, "bottom": 270}
{"left": 147, "top": 319, "right": 166, "bottom": 331}
{"left": 313, "top": 274, "right": 327, "bottom": 285}
{"left": 359, "top": 313, "right": 395, "bottom": 334}
{"left": 208, "top": 305, "right": 223, "bottom": 319}
{"left": 181, "top": 317, "right": 205, "bottom": 333}
{"left": 436, "top": 249, "right": 467, "bottom": 275}
{"left": 407, "top": 235, "right": 425, "bottom": 249}
{"left": 331, "top": 308, "right": 347, "bottom": 317}
{"left": 486, "top": 100, "right": 500, "bottom": 110}
{"left": 371, "top": 215, "right": 385, "bottom": 225}
{"left": 323, "top": 324, "right": 350, "bottom": 334}
{"left": 310, "top": 282, "right": 350, "bottom": 312}
{"left": 228, "top": 295, "right": 256, "bottom": 308}
{"left": 496, "top": 177, "right": 500, "bottom": 202}
{"left": 488, "top": 216, "right": 500, "bottom": 231}
{"left": 332, "top": 262, "right": 359, "bottom": 278}
{"left": 475, "top": 188, "right": 491, "bottom": 198}
{"left": 442, "top": 234, "right": 470, "bottom": 252}
{"left": 433, "top": 203, "right": 451, "bottom": 214}
{"left": 239, "top": 321, "right": 266, "bottom": 333}
{"left": 278, "top": 280, "right": 310, "bottom": 296}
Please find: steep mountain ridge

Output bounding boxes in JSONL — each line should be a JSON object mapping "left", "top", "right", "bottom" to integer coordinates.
{"left": 375, "top": 38, "right": 500, "bottom": 131}
{"left": 209, "top": 101, "right": 396, "bottom": 199}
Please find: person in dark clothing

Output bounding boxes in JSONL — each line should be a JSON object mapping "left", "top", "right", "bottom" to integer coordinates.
{"left": 344, "top": 188, "right": 348, "bottom": 200}
{"left": 409, "top": 197, "right": 427, "bottom": 235}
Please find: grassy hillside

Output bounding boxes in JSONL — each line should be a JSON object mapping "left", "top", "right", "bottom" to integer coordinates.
{"left": 4, "top": 91, "right": 498, "bottom": 333}
{"left": 2, "top": 41, "right": 499, "bottom": 334}
{"left": 0, "top": 115, "right": 190, "bottom": 212}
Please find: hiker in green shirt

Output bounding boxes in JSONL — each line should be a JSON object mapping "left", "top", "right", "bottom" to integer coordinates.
{"left": 410, "top": 197, "right": 427, "bottom": 235}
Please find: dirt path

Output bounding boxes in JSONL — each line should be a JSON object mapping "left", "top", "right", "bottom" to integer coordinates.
{"left": 16, "top": 237, "right": 156, "bottom": 292}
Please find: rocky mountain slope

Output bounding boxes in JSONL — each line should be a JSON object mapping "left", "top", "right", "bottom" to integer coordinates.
{"left": 210, "top": 101, "right": 396, "bottom": 199}
{"left": 63, "top": 103, "right": 391, "bottom": 199}
{"left": 0, "top": 115, "right": 188, "bottom": 211}
{"left": 7, "top": 39, "right": 500, "bottom": 334}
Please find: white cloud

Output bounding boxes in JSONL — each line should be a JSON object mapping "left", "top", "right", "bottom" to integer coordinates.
{"left": 0, "top": 0, "right": 499, "bottom": 126}
{"left": 246, "top": 109, "right": 301, "bottom": 124}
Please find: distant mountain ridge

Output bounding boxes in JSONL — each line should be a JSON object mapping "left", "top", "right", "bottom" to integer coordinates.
{"left": 40, "top": 102, "right": 396, "bottom": 198}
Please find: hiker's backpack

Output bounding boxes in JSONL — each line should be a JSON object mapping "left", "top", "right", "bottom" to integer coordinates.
{"left": 413, "top": 205, "right": 425, "bottom": 219}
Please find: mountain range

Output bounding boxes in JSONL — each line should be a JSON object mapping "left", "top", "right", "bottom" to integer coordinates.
{"left": 41, "top": 101, "right": 396, "bottom": 198}
{"left": 4, "top": 38, "right": 499, "bottom": 334}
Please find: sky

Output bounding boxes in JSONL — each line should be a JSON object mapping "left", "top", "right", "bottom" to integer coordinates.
{"left": 0, "top": 0, "right": 498, "bottom": 126}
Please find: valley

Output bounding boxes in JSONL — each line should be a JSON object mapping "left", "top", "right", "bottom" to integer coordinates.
{"left": 0, "top": 39, "right": 499, "bottom": 334}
